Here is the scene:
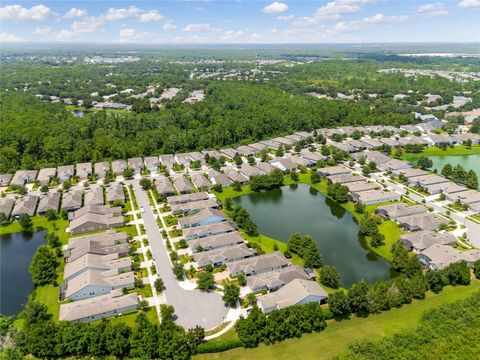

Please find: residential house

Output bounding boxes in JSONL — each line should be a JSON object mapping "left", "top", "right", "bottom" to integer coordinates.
{"left": 247, "top": 266, "right": 310, "bottom": 292}
{"left": 188, "top": 232, "right": 245, "bottom": 253}
{"left": 159, "top": 154, "right": 176, "bottom": 170}
{"left": 64, "top": 253, "right": 131, "bottom": 281}
{"left": 401, "top": 231, "right": 457, "bottom": 253}
{"left": 270, "top": 158, "right": 297, "bottom": 171}
{"left": 377, "top": 203, "right": 427, "bottom": 220}
{"left": 94, "top": 162, "right": 110, "bottom": 179}
{"left": 11, "top": 195, "right": 38, "bottom": 218}
{"left": 236, "top": 145, "right": 257, "bottom": 156}
{"left": 419, "top": 244, "right": 480, "bottom": 270}
{"left": 172, "top": 176, "right": 194, "bottom": 194}
{"left": 84, "top": 186, "right": 104, "bottom": 206}
{"left": 191, "top": 174, "right": 213, "bottom": 191}
{"left": 10, "top": 170, "right": 38, "bottom": 186}
{"left": 167, "top": 192, "right": 210, "bottom": 205}
{"left": 106, "top": 183, "right": 125, "bottom": 204}
{"left": 0, "top": 197, "right": 15, "bottom": 218}
{"left": 176, "top": 153, "right": 192, "bottom": 168}
{"left": 63, "top": 269, "right": 134, "bottom": 300}
{"left": 178, "top": 208, "right": 227, "bottom": 229}
{"left": 170, "top": 199, "right": 219, "bottom": 215}
{"left": 344, "top": 181, "right": 380, "bottom": 193}
{"left": 111, "top": 160, "right": 127, "bottom": 176}
{"left": 220, "top": 148, "right": 238, "bottom": 159}
{"left": 317, "top": 166, "right": 350, "bottom": 177}
{"left": 254, "top": 162, "right": 276, "bottom": 174}
{"left": 61, "top": 190, "right": 83, "bottom": 212}
{"left": 37, "top": 168, "right": 56, "bottom": 185}
{"left": 155, "top": 176, "right": 176, "bottom": 197}
{"left": 407, "top": 174, "right": 448, "bottom": 187}
{"left": 76, "top": 163, "right": 93, "bottom": 181}
{"left": 144, "top": 156, "right": 160, "bottom": 174}
{"left": 182, "top": 221, "right": 236, "bottom": 240}
{"left": 37, "top": 192, "right": 61, "bottom": 215}
{"left": 425, "top": 182, "right": 467, "bottom": 195}
{"left": 69, "top": 205, "right": 123, "bottom": 235}
{"left": 240, "top": 163, "right": 264, "bottom": 178}
{"left": 59, "top": 290, "right": 138, "bottom": 322}
{"left": 350, "top": 189, "right": 401, "bottom": 205}
{"left": 225, "top": 170, "right": 249, "bottom": 185}
{"left": 57, "top": 165, "right": 74, "bottom": 183}
{"left": 127, "top": 158, "right": 144, "bottom": 175}
{"left": 327, "top": 173, "right": 364, "bottom": 184}
{"left": 227, "top": 251, "right": 290, "bottom": 277}
{"left": 0, "top": 174, "right": 13, "bottom": 187}
{"left": 399, "top": 213, "right": 448, "bottom": 232}
{"left": 211, "top": 174, "right": 231, "bottom": 187}
{"left": 257, "top": 279, "right": 328, "bottom": 314}
{"left": 194, "top": 244, "right": 255, "bottom": 267}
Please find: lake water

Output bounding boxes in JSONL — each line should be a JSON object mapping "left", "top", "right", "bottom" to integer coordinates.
{"left": 406, "top": 154, "right": 480, "bottom": 188}
{"left": 71, "top": 110, "right": 85, "bottom": 117}
{"left": 0, "top": 231, "right": 45, "bottom": 316}
{"left": 233, "top": 184, "right": 392, "bottom": 287}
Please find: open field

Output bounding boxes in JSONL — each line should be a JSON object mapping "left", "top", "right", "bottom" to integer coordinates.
{"left": 195, "top": 280, "right": 480, "bottom": 360}
{"left": 0, "top": 216, "right": 69, "bottom": 244}
{"left": 404, "top": 144, "right": 480, "bottom": 159}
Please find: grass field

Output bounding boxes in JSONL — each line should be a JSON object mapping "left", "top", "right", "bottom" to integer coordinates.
{"left": 403, "top": 144, "right": 480, "bottom": 159}
{"left": 0, "top": 216, "right": 69, "bottom": 244}
{"left": 195, "top": 280, "right": 480, "bottom": 360}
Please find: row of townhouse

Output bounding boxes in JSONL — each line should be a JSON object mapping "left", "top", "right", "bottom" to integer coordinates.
{"left": 167, "top": 191, "right": 327, "bottom": 313}
{"left": 59, "top": 231, "right": 138, "bottom": 322}
{"left": 0, "top": 183, "right": 125, "bottom": 220}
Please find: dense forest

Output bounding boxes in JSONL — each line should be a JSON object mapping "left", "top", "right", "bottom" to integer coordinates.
{"left": 0, "top": 84, "right": 413, "bottom": 173}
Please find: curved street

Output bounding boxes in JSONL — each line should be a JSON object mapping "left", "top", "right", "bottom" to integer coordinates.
{"left": 129, "top": 180, "right": 229, "bottom": 330}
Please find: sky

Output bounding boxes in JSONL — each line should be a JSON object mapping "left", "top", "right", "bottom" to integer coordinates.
{"left": 0, "top": 0, "right": 479, "bottom": 44}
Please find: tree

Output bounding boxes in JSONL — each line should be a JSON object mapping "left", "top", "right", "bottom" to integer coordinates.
{"left": 123, "top": 167, "right": 134, "bottom": 179}
{"left": 212, "top": 184, "right": 223, "bottom": 192}
{"left": 320, "top": 265, "right": 340, "bottom": 289}
{"left": 160, "top": 304, "right": 175, "bottom": 323}
{"left": 473, "top": 260, "right": 480, "bottom": 279}
{"left": 186, "top": 325, "right": 205, "bottom": 353}
{"left": 132, "top": 98, "right": 151, "bottom": 113}
{"left": 391, "top": 241, "right": 410, "bottom": 273}
{"left": 417, "top": 157, "right": 433, "bottom": 170}
{"left": 197, "top": 271, "right": 215, "bottom": 291}
{"left": 40, "top": 184, "right": 49, "bottom": 193}
{"left": 426, "top": 269, "right": 445, "bottom": 293}
{"left": 443, "top": 261, "right": 470, "bottom": 286}
{"left": 235, "top": 306, "right": 266, "bottom": 348}
{"left": 246, "top": 292, "right": 257, "bottom": 306}
{"left": 327, "top": 183, "right": 349, "bottom": 203}
{"left": 104, "top": 322, "right": 131, "bottom": 357}
{"left": 354, "top": 201, "right": 365, "bottom": 214}
{"left": 0, "top": 212, "right": 7, "bottom": 224}
{"left": 154, "top": 277, "right": 164, "bottom": 292}
{"left": 328, "top": 291, "right": 351, "bottom": 319}
{"left": 19, "top": 213, "right": 33, "bottom": 232}
{"left": 29, "top": 245, "right": 57, "bottom": 286}
{"left": 234, "top": 153, "right": 243, "bottom": 166}
{"left": 275, "top": 145, "right": 284, "bottom": 157}
{"left": 232, "top": 181, "right": 242, "bottom": 191}
{"left": 358, "top": 213, "right": 378, "bottom": 237}
{"left": 172, "top": 261, "right": 184, "bottom": 280}
{"left": 139, "top": 178, "right": 151, "bottom": 190}
{"left": 311, "top": 171, "right": 321, "bottom": 184}
{"left": 45, "top": 232, "right": 60, "bottom": 248}
{"left": 222, "top": 283, "right": 240, "bottom": 307}
{"left": 225, "top": 197, "right": 233, "bottom": 210}
{"left": 44, "top": 209, "right": 57, "bottom": 221}
{"left": 236, "top": 273, "right": 247, "bottom": 286}
{"left": 348, "top": 280, "right": 369, "bottom": 315}
{"left": 370, "top": 231, "right": 385, "bottom": 248}
{"left": 290, "top": 171, "right": 299, "bottom": 181}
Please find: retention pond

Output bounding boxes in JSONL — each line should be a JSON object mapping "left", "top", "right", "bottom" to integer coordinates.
{"left": 233, "top": 183, "right": 392, "bottom": 287}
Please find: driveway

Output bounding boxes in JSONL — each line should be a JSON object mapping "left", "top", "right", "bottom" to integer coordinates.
{"left": 130, "top": 180, "right": 229, "bottom": 330}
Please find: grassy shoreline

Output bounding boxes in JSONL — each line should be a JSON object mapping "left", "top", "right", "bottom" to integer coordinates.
{"left": 403, "top": 144, "right": 480, "bottom": 159}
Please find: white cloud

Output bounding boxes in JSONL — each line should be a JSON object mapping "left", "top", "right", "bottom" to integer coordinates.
{"left": 277, "top": 14, "right": 294, "bottom": 20}
{"left": 64, "top": 8, "right": 87, "bottom": 19}
{"left": 362, "top": 13, "right": 409, "bottom": 23}
{"left": 117, "top": 28, "right": 153, "bottom": 43}
{"left": 163, "top": 22, "right": 177, "bottom": 30}
{"left": 294, "top": 0, "right": 377, "bottom": 27}
{"left": 0, "top": 4, "right": 56, "bottom": 21}
{"left": 172, "top": 35, "right": 208, "bottom": 43}
{"left": 458, "top": 0, "right": 480, "bottom": 8}
{"left": 0, "top": 32, "right": 26, "bottom": 42}
{"left": 56, "top": 29, "right": 75, "bottom": 41}
{"left": 32, "top": 26, "right": 51, "bottom": 35}
{"left": 105, "top": 6, "right": 164, "bottom": 22}
{"left": 183, "top": 23, "right": 220, "bottom": 32}
{"left": 138, "top": 10, "right": 164, "bottom": 22}
{"left": 416, "top": 3, "right": 448, "bottom": 16}
{"left": 221, "top": 30, "right": 246, "bottom": 40}
{"left": 263, "top": 2, "right": 288, "bottom": 14}
{"left": 71, "top": 16, "right": 104, "bottom": 33}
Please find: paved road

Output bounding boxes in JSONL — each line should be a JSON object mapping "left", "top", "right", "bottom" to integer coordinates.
{"left": 130, "top": 180, "right": 229, "bottom": 329}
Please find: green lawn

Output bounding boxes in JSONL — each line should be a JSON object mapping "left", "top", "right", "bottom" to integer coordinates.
{"left": 404, "top": 144, "right": 480, "bottom": 159}
{"left": 0, "top": 216, "right": 69, "bottom": 244}
{"left": 105, "top": 307, "right": 159, "bottom": 326}
{"left": 195, "top": 281, "right": 480, "bottom": 360}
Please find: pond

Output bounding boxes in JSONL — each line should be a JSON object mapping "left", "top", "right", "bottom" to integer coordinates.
{"left": 71, "top": 109, "right": 85, "bottom": 117}
{"left": 0, "top": 230, "right": 46, "bottom": 316}
{"left": 233, "top": 184, "right": 392, "bottom": 287}
{"left": 406, "top": 153, "right": 480, "bottom": 188}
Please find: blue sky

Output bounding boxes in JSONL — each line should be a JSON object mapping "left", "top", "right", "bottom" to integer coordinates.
{"left": 0, "top": 1, "right": 479, "bottom": 44}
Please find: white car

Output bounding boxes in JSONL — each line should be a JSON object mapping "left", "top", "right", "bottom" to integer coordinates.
{"left": 140, "top": 206, "right": 145, "bottom": 213}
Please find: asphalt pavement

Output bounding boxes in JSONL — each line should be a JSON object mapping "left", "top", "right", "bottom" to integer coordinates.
{"left": 131, "top": 180, "right": 229, "bottom": 330}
